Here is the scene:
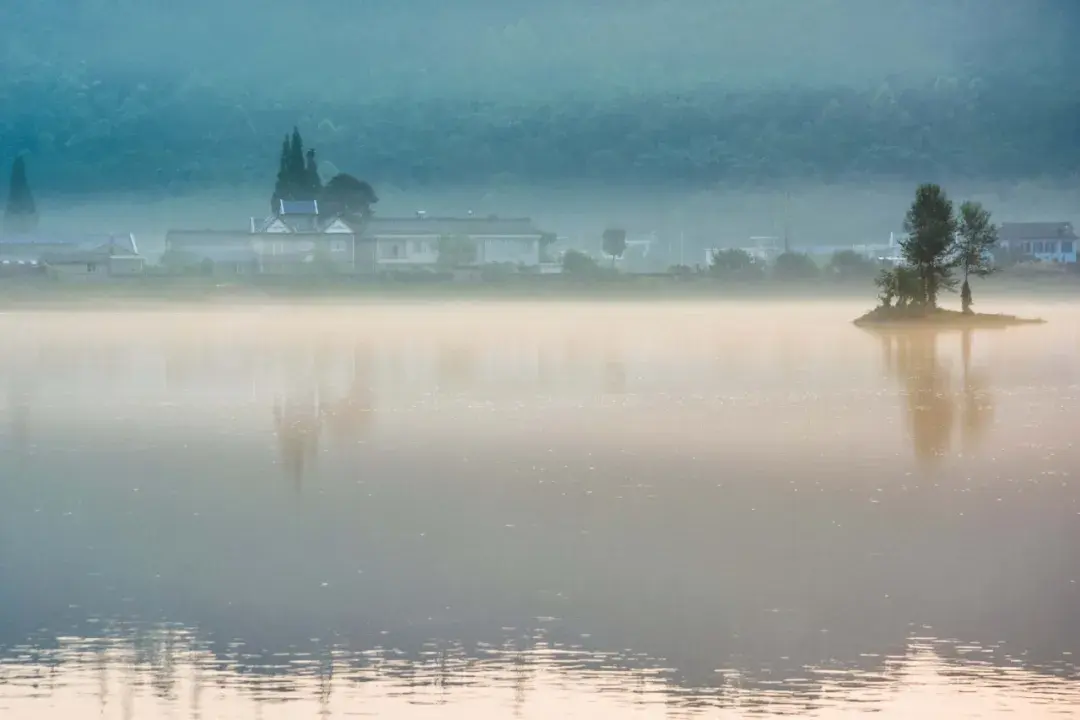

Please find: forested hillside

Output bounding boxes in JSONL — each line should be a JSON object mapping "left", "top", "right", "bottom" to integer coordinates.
{"left": 1, "top": 0, "right": 1076, "bottom": 194}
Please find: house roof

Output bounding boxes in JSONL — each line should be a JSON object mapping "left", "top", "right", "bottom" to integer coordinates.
{"left": 0, "top": 233, "right": 139, "bottom": 255}
{"left": 999, "top": 222, "right": 1077, "bottom": 241}
{"left": 279, "top": 199, "right": 319, "bottom": 216}
{"left": 363, "top": 216, "right": 544, "bottom": 237}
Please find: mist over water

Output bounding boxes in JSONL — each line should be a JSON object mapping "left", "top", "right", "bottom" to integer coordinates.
{"left": 1, "top": 300, "right": 1078, "bottom": 718}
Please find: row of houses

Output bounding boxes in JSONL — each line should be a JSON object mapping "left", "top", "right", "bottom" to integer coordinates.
{"left": 718, "top": 222, "right": 1079, "bottom": 267}
{"left": 0, "top": 233, "right": 145, "bottom": 278}
{"left": 163, "top": 200, "right": 556, "bottom": 276}
{"left": 0, "top": 202, "right": 1076, "bottom": 279}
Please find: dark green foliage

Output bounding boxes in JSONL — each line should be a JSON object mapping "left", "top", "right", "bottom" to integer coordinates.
{"left": 269, "top": 127, "right": 321, "bottom": 211}
{"left": 828, "top": 249, "right": 877, "bottom": 280}
{"left": 771, "top": 251, "right": 819, "bottom": 281}
{"left": 4, "top": 156, "right": 38, "bottom": 236}
{"left": 2, "top": 74, "right": 1080, "bottom": 193}
{"left": 601, "top": 228, "right": 627, "bottom": 267}
{"left": 901, "top": 184, "right": 958, "bottom": 308}
{"left": 709, "top": 248, "right": 763, "bottom": 280}
{"left": 320, "top": 173, "right": 378, "bottom": 219}
{"left": 955, "top": 201, "right": 998, "bottom": 313}
{"left": 875, "top": 265, "right": 922, "bottom": 309}
{"left": 561, "top": 249, "right": 601, "bottom": 277}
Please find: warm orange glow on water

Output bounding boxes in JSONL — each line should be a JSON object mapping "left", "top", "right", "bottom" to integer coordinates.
{"left": 1, "top": 300, "right": 1078, "bottom": 718}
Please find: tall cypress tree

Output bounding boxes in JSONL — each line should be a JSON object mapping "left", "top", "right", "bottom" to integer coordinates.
{"left": 270, "top": 127, "right": 321, "bottom": 213}
{"left": 270, "top": 135, "right": 290, "bottom": 213}
{"left": 287, "top": 127, "right": 306, "bottom": 197}
{"left": 4, "top": 156, "right": 38, "bottom": 236}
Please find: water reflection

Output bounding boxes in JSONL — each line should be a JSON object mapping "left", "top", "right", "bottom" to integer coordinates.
{"left": 0, "top": 303, "right": 1076, "bottom": 719}
{"left": 873, "top": 328, "right": 996, "bottom": 463}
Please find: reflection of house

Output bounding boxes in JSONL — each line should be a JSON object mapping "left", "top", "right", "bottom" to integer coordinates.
{"left": 0, "top": 234, "right": 145, "bottom": 278}
{"left": 998, "top": 222, "right": 1077, "bottom": 263}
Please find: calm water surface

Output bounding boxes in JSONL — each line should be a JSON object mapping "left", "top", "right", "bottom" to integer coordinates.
{"left": 1, "top": 300, "right": 1078, "bottom": 718}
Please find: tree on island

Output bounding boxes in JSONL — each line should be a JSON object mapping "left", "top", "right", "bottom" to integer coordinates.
{"left": 899, "top": 183, "right": 958, "bottom": 308}
{"left": 270, "top": 127, "right": 323, "bottom": 212}
{"left": 601, "top": 228, "right": 627, "bottom": 268}
{"left": 874, "top": 265, "right": 921, "bottom": 308}
{"left": 955, "top": 201, "right": 998, "bottom": 314}
{"left": 4, "top": 156, "right": 38, "bottom": 236}
{"left": 320, "top": 173, "right": 378, "bottom": 220}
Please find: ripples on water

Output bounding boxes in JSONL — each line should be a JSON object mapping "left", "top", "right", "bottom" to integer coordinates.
{"left": 0, "top": 300, "right": 1078, "bottom": 718}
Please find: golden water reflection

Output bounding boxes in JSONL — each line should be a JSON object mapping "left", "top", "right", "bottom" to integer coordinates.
{"left": 0, "top": 303, "right": 1077, "bottom": 718}
{"left": 1, "top": 631, "right": 1078, "bottom": 720}
{"left": 873, "top": 328, "right": 996, "bottom": 464}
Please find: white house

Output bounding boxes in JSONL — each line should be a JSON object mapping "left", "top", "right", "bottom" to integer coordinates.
{"left": 360, "top": 215, "right": 550, "bottom": 271}
{"left": 998, "top": 222, "right": 1078, "bottom": 263}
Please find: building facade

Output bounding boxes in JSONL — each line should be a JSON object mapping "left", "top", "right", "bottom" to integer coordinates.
{"left": 998, "top": 222, "right": 1078, "bottom": 263}
{"left": 165, "top": 210, "right": 550, "bottom": 276}
{"left": 0, "top": 233, "right": 145, "bottom": 278}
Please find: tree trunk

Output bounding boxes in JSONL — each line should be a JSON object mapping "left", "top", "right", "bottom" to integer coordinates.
{"left": 961, "top": 277, "right": 972, "bottom": 314}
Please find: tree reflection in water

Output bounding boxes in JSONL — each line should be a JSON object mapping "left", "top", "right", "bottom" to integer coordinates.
{"left": 876, "top": 328, "right": 995, "bottom": 463}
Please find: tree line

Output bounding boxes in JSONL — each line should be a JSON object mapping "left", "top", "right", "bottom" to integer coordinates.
{"left": 3, "top": 75, "right": 1078, "bottom": 193}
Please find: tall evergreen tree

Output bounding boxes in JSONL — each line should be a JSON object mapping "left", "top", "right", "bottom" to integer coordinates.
{"left": 270, "top": 134, "right": 290, "bottom": 212}
{"left": 287, "top": 127, "right": 306, "bottom": 194}
{"left": 4, "top": 156, "right": 38, "bottom": 236}
{"left": 900, "top": 183, "right": 957, "bottom": 308}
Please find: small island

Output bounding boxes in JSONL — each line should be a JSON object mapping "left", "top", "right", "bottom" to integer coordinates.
{"left": 853, "top": 183, "right": 1046, "bottom": 328}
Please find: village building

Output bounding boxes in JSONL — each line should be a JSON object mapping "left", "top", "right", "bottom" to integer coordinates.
{"left": 0, "top": 233, "right": 145, "bottom": 278}
{"left": 998, "top": 222, "right": 1077, "bottom": 263}
{"left": 165, "top": 207, "right": 551, "bottom": 276}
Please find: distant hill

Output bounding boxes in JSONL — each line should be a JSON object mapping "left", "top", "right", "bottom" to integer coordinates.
{"left": 1, "top": 0, "right": 1077, "bottom": 194}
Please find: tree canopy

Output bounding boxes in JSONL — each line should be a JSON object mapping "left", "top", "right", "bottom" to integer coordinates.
{"left": 772, "top": 251, "right": 819, "bottom": 281}
{"left": 320, "top": 173, "right": 378, "bottom": 219}
{"left": 270, "top": 127, "right": 321, "bottom": 211}
{"left": 601, "top": 228, "right": 627, "bottom": 266}
{"left": 1, "top": 74, "right": 1078, "bottom": 193}
{"left": 955, "top": 201, "right": 998, "bottom": 313}
{"left": 901, "top": 184, "right": 957, "bottom": 308}
{"left": 709, "top": 248, "right": 763, "bottom": 280}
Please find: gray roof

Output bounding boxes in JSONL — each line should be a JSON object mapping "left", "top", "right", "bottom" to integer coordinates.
{"left": 363, "top": 216, "right": 545, "bottom": 237}
{"left": 0, "top": 233, "right": 139, "bottom": 255}
{"left": 999, "top": 222, "right": 1077, "bottom": 241}
{"left": 279, "top": 199, "right": 319, "bottom": 216}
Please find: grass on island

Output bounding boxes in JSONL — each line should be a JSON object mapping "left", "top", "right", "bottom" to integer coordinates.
{"left": 853, "top": 304, "right": 1045, "bottom": 328}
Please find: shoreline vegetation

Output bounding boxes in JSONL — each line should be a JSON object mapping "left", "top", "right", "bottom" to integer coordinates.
{"left": 852, "top": 305, "right": 1045, "bottom": 328}
{"left": 0, "top": 272, "right": 1072, "bottom": 309}
{"left": 853, "top": 183, "right": 1047, "bottom": 328}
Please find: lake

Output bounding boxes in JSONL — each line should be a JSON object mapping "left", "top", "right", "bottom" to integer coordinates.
{"left": 1, "top": 299, "right": 1078, "bottom": 718}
